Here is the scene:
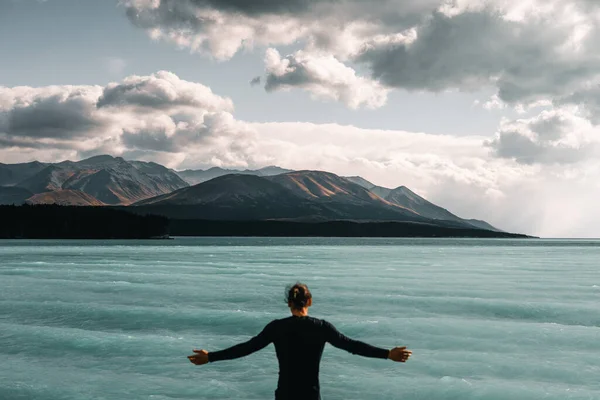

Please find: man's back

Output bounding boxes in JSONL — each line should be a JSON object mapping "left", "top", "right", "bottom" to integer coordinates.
{"left": 272, "top": 316, "right": 330, "bottom": 399}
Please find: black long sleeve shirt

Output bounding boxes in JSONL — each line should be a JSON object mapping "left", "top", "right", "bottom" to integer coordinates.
{"left": 207, "top": 315, "right": 390, "bottom": 400}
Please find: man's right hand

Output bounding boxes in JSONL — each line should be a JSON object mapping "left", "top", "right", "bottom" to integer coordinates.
{"left": 388, "top": 346, "right": 412, "bottom": 362}
{"left": 188, "top": 349, "right": 210, "bottom": 365}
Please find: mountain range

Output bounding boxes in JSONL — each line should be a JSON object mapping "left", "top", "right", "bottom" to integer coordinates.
{"left": 0, "top": 155, "right": 503, "bottom": 232}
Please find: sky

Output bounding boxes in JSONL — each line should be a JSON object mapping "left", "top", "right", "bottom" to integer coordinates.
{"left": 1, "top": 0, "right": 600, "bottom": 237}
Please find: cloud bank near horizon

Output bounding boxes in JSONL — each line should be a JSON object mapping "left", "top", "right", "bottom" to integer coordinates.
{"left": 2, "top": 71, "right": 600, "bottom": 237}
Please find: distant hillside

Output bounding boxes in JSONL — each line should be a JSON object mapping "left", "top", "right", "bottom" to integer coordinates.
{"left": 268, "top": 171, "right": 383, "bottom": 204}
{"left": 5, "top": 155, "right": 188, "bottom": 205}
{"left": 386, "top": 186, "right": 465, "bottom": 221}
{"left": 464, "top": 219, "right": 502, "bottom": 232}
{"left": 134, "top": 174, "right": 329, "bottom": 220}
{"left": 130, "top": 160, "right": 189, "bottom": 190}
{"left": 345, "top": 176, "right": 502, "bottom": 232}
{"left": 26, "top": 190, "right": 105, "bottom": 206}
{"left": 176, "top": 166, "right": 293, "bottom": 185}
{"left": 266, "top": 171, "right": 425, "bottom": 219}
{"left": 136, "top": 174, "right": 299, "bottom": 206}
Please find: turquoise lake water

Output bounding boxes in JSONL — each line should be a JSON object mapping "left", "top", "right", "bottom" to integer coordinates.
{"left": 1, "top": 238, "right": 599, "bottom": 400}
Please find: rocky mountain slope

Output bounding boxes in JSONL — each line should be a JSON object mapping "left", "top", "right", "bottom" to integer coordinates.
{"left": 345, "top": 176, "right": 502, "bottom": 231}
{"left": 26, "top": 190, "right": 106, "bottom": 206}
{"left": 0, "top": 155, "right": 188, "bottom": 205}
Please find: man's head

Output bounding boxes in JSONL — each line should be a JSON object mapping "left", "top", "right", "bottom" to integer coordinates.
{"left": 286, "top": 282, "right": 312, "bottom": 313}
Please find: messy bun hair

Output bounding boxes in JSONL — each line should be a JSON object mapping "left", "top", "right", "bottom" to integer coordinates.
{"left": 285, "top": 283, "right": 312, "bottom": 310}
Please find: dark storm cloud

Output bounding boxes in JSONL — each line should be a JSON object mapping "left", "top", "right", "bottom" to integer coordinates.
{"left": 121, "top": 128, "right": 181, "bottom": 153}
{"left": 575, "top": 0, "right": 600, "bottom": 10}
{"left": 124, "top": 0, "right": 420, "bottom": 24}
{"left": 265, "top": 57, "right": 314, "bottom": 92}
{"left": 97, "top": 81, "right": 172, "bottom": 109}
{"left": 119, "top": 116, "right": 214, "bottom": 153}
{"left": 0, "top": 134, "right": 52, "bottom": 150}
{"left": 528, "top": 114, "right": 572, "bottom": 141}
{"left": 0, "top": 132, "right": 81, "bottom": 150}
{"left": 4, "top": 92, "right": 105, "bottom": 139}
{"left": 357, "top": 12, "right": 509, "bottom": 90}
{"left": 124, "top": 0, "right": 316, "bottom": 28}
{"left": 189, "top": 0, "right": 328, "bottom": 16}
{"left": 356, "top": 10, "right": 599, "bottom": 104}
{"left": 487, "top": 129, "right": 588, "bottom": 165}
{"left": 560, "top": 86, "right": 600, "bottom": 125}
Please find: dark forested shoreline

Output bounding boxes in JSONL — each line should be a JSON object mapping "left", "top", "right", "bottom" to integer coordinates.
{"left": 0, "top": 205, "right": 530, "bottom": 239}
{"left": 169, "top": 219, "right": 532, "bottom": 238}
{"left": 0, "top": 205, "right": 169, "bottom": 239}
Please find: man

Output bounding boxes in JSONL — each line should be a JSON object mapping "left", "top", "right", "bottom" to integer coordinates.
{"left": 189, "top": 283, "right": 412, "bottom": 400}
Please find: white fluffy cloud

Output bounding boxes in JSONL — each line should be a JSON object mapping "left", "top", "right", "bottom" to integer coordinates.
{"left": 0, "top": 71, "right": 237, "bottom": 160}
{"left": 264, "top": 49, "right": 388, "bottom": 109}
{"left": 97, "top": 70, "right": 233, "bottom": 112}
{"left": 122, "top": 0, "right": 311, "bottom": 60}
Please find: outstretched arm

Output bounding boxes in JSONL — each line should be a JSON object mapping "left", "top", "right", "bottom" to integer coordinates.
{"left": 324, "top": 320, "right": 411, "bottom": 362}
{"left": 324, "top": 320, "right": 389, "bottom": 359}
{"left": 188, "top": 322, "right": 274, "bottom": 365}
